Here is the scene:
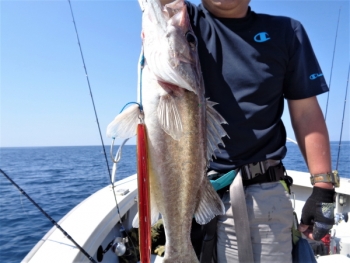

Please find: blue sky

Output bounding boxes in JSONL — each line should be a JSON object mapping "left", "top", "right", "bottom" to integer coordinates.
{"left": 1, "top": 0, "right": 349, "bottom": 147}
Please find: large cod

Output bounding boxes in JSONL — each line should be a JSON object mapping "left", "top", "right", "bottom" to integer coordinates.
{"left": 107, "top": 0, "right": 228, "bottom": 261}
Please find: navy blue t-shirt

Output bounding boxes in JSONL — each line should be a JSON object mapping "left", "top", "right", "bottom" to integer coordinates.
{"left": 186, "top": 3, "right": 329, "bottom": 172}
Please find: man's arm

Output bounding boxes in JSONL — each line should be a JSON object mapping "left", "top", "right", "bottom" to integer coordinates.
{"left": 288, "top": 96, "right": 335, "bottom": 240}
{"left": 288, "top": 96, "right": 332, "bottom": 188}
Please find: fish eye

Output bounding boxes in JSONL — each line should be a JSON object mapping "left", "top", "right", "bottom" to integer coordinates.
{"left": 185, "top": 31, "right": 197, "bottom": 48}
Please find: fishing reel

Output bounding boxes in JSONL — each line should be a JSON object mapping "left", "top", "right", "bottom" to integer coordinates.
{"left": 112, "top": 228, "right": 130, "bottom": 257}
{"left": 96, "top": 229, "right": 130, "bottom": 262}
{"left": 112, "top": 237, "right": 127, "bottom": 256}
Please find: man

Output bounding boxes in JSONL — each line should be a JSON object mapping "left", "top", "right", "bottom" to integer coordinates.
{"left": 160, "top": 0, "right": 336, "bottom": 262}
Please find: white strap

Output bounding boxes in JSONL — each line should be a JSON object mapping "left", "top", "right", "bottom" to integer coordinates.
{"left": 229, "top": 171, "right": 254, "bottom": 263}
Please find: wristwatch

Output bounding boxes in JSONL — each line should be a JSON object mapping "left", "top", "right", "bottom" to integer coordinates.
{"left": 310, "top": 170, "right": 340, "bottom": 188}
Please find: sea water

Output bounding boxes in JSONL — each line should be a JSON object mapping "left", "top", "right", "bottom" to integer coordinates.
{"left": 0, "top": 142, "right": 349, "bottom": 263}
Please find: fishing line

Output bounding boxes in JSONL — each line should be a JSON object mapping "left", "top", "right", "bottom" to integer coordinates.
{"left": 0, "top": 169, "right": 97, "bottom": 263}
{"left": 335, "top": 63, "right": 349, "bottom": 171}
{"left": 120, "top": 102, "right": 142, "bottom": 114}
{"left": 324, "top": 7, "right": 341, "bottom": 120}
{"left": 138, "top": 46, "right": 145, "bottom": 111}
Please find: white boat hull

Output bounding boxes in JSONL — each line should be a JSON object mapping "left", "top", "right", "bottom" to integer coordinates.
{"left": 23, "top": 171, "right": 350, "bottom": 262}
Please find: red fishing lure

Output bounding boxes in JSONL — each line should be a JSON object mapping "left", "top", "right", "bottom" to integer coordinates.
{"left": 137, "top": 123, "right": 151, "bottom": 263}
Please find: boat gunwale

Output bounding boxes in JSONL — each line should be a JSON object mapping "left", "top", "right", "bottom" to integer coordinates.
{"left": 22, "top": 174, "right": 138, "bottom": 263}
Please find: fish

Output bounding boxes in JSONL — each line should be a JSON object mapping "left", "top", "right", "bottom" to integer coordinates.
{"left": 107, "top": 0, "right": 228, "bottom": 261}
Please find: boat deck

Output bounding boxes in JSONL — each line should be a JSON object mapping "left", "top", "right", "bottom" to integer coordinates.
{"left": 150, "top": 254, "right": 163, "bottom": 263}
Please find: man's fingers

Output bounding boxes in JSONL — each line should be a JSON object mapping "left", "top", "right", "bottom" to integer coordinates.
{"left": 298, "top": 223, "right": 314, "bottom": 240}
{"left": 298, "top": 223, "right": 309, "bottom": 233}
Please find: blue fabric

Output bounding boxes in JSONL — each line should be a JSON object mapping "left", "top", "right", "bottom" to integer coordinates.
{"left": 185, "top": 2, "right": 329, "bottom": 172}
{"left": 292, "top": 238, "right": 317, "bottom": 263}
{"left": 210, "top": 170, "right": 237, "bottom": 191}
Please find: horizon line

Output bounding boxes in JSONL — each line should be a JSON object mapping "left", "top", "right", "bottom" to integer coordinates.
{"left": 1, "top": 141, "right": 350, "bottom": 148}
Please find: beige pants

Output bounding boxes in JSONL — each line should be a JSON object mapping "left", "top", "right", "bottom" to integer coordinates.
{"left": 217, "top": 181, "right": 294, "bottom": 263}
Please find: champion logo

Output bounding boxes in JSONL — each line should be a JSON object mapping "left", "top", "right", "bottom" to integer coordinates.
{"left": 254, "top": 32, "right": 270, "bottom": 42}
{"left": 309, "top": 73, "right": 323, "bottom": 80}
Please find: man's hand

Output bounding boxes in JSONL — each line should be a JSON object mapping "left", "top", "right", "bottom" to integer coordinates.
{"left": 288, "top": 97, "right": 334, "bottom": 240}
{"left": 299, "top": 186, "right": 335, "bottom": 240}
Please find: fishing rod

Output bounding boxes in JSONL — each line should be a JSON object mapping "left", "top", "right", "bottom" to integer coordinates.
{"left": 324, "top": 7, "right": 341, "bottom": 121}
{"left": 335, "top": 63, "right": 349, "bottom": 171}
{"left": 67, "top": 1, "right": 139, "bottom": 261}
{"left": 0, "top": 169, "right": 97, "bottom": 263}
{"left": 67, "top": 0, "right": 123, "bottom": 217}
{"left": 67, "top": 0, "right": 112, "bottom": 184}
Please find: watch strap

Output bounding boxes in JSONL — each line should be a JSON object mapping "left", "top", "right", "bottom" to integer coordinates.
{"left": 310, "top": 170, "right": 340, "bottom": 188}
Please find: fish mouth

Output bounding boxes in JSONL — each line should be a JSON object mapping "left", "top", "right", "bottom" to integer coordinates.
{"left": 152, "top": 60, "right": 199, "bottom": 94}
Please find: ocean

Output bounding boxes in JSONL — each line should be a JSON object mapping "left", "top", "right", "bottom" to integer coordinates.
{"left": 0, "top": 142, "right": 349, "bottom": 263}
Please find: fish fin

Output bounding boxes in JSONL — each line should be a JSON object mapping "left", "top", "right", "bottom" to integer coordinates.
{"left": 132, "top": 213, "right": 139, "bottom": 228}
{"left": 132, "top": 192, "right": 161, "bottom": 228}
{"left": 106, "top": 104, "right": 141, "bottom": 139}
{"left": 206, "top": 99, "right": 229, "bottom": 161}
{"left": 150, "top": 199, "right": 161, "bottom": 226}
{"left": 157, "top": 94, "right": 183, "bottom": 140}
{"left": 194, "top": 177, "right": 225, "bottom": 225}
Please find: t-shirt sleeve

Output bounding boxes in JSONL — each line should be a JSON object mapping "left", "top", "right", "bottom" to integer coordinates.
{"left": 283, "top": 19, "right": 329, "bottom": 100}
